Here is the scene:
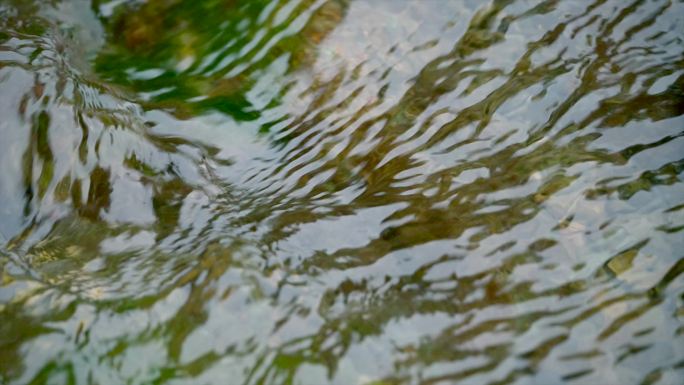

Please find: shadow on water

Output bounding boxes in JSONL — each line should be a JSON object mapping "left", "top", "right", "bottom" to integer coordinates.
{"left": 0, "top": 0, "right": 683, "bottom": 384}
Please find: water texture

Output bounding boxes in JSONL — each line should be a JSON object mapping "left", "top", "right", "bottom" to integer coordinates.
{"left": 1, "top": 0, "right": 683, "bottom": 384}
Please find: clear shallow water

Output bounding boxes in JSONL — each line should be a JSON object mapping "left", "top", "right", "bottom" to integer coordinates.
{"left": 0, "top": 0, "right": 683, "bottom": 383}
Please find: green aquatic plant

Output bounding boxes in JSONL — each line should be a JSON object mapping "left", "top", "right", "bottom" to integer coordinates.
{"left": 93, "top": 0, "right": 349, "bottom": 120}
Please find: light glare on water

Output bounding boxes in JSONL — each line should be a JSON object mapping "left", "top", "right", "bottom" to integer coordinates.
{"left": 0, "top": 0, "right": 683, "bottom": 384}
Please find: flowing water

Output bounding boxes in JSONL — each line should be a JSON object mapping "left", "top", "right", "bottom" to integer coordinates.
{"left": 1, "top": 0, "right": 683, "bottom": 384}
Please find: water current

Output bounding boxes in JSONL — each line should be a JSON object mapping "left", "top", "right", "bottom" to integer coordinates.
{"left": 1, "top": 0, "right": 683, "bottom": 384}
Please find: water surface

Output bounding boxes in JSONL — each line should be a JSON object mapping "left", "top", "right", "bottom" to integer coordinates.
{"left": 1, "top": 0, "right": 683, "bottom": 384}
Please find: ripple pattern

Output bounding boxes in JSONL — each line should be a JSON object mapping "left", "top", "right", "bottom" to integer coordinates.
{"left": 1, "top": 0, "right": 683, "bottom": 384}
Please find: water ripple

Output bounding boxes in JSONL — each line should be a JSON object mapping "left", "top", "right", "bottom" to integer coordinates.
{"left": 0, "top": 0, "right": 683, "bottom": 384}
